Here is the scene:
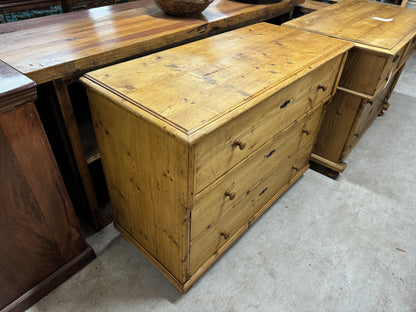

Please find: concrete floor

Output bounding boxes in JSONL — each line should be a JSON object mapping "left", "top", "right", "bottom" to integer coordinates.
{"left": 28, "top": 54, "right": 416, "bottom": 312}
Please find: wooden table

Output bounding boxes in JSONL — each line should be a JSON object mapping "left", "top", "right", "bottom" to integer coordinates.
{"left": 0, "top": 60, "right": 95, "bottom": 312}
{"left": 0, "top": 0, "right": 300, "bottom": 230}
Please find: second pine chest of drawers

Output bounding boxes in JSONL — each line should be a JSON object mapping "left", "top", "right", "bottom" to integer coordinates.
{"left": 81, "top": 23, "right": 352, "bottom": 292}
{"left": 284, "top": 0, "right": 416, "bottom": 174}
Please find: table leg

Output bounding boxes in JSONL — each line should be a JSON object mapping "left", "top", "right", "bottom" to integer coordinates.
{"left": 53, "top": 78, "right": 103, "bottom": 230}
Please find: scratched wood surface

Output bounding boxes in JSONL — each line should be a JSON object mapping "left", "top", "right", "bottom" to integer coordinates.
{"left": 0, "top": 0, "right": 299, "bottom": 84}
{"left": 284, "top": 0, "right": 416, "bottom": 54}
{"left": 82, "top": 23, "right": 351, "bottom": 292}
{"left": 84, "top": 24, "right": 351, "bottom": 134}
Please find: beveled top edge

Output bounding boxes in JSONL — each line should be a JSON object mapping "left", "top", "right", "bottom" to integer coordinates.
{"left": 82, "top": 24, "right": 352, "bottom": 139}
{"left": 0, "top": 60, "right": 36, "bottom": 109}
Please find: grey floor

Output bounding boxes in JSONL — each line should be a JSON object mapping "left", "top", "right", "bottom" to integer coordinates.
{"left": 28, "top": 54, "right": 416, "bottom": 312}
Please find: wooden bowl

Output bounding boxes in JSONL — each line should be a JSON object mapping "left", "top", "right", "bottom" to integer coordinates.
{"left": 154, "top": 0, "right": 214, "bottom": 16}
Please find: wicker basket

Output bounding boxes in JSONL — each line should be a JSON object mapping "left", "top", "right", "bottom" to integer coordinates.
{"left": 154, "top": 0, "right": 214, "bottom": 16}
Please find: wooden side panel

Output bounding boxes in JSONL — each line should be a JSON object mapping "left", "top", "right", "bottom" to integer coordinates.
{"left": 313, "top": 90, "right": 363, "bottom": 164}
{"left": 0, "top": 103, "right": 88, "bottom": 309}
{"left": 283, "top": 0, "right": 416, "bottom": 52}
{"left": 339, "top": 47, "right": 390, "bottom": 96}
{"left": 88, "top": 90, "right": 189, "bottom": 283}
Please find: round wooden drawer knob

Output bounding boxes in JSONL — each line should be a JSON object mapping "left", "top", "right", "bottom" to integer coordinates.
{"left": 302, "top": 129, "right": 311, "bottom": 135}
{"left": 292, "top": 165, "right": 300, "bottom": 171}
{"left": 224, "top": 190, "right": 236, "bottom": 200}
{"left": 232, "top": 139, "right": 246, "bottom": 150}
{"left": 317, "top": 84, "right": 327, "bottom": 91}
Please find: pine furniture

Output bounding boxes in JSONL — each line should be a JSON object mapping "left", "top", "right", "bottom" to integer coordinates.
{"left": 81, "top": 23, "right": 352, "bottom": 292}
{"left": 0, "top": 0, "right": 302, "bottom": 230}
{"left": 284, "top": 0, "right": 416, "bottom": 174}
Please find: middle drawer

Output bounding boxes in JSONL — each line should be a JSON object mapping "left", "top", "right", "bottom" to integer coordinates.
{"left": 191, "top": 104, "right": 323, "bottom": 239}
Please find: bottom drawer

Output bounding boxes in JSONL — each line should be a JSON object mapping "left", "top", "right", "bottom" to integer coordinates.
{"left": 189, "top": 140, "right": 313, "bottom": 275}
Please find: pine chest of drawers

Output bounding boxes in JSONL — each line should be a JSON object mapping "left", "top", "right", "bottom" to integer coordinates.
{"left": 81, "top": 23, "right": 352, "bottom": 292}
{"left": 284, "top": 0, "right": 416, "bottom": 174}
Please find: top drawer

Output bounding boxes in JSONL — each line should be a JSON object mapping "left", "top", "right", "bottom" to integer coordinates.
{"left": 193, "top": 54, "right": 344, "bottom": 194}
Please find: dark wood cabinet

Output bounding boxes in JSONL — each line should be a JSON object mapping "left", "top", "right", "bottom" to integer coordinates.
{"left": 0, "top": 60, "right": 95, "bottom": 312}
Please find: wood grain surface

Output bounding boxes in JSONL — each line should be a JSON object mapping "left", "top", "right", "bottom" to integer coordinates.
{"left": 284, "top": 0, "right": 416, "bottom": 53}
{"left": 83, "top": 23, "right": 351, "bottom": 134}
{"left": 0, "top": 0, "right": 299, "bottom": 84}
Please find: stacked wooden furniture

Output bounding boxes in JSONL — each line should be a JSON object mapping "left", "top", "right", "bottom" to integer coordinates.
{"left": 0, "top": 0, "right": 302, "bottom": 230}
{"left": 284, "top": 0, "right": 416, "bottom": 174}
{"left": 0, "top": 60, "right": 95, "bottom": 312}
{"left": 81, "top": 23, "right": 352, "bottom": 292}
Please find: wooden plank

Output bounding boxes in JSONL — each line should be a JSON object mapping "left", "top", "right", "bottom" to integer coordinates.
{"left": 87, "top": 88, "right": 190, "bottom": 284}
{"left": 0, "top": 0, "right": 296, "bottom": 84}
{"left": 84, "top": 24, "right": 350, "bottom": 134}
{"left": 310, "top": 153, "right": 347, "bottom": 172}
{"left": 53, "top": 78, "right": 103, "bottom": 229}
{"left": 284, "top": 0, "right": 416, "bottom": 54}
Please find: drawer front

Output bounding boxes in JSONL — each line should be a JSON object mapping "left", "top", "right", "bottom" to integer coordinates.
{"left": 191, "top": 105, "right": 323, "bottom": 239}
{"left": 190, "top": 140, "right": 314, "bottom": 275}
{"left": 194, "top": 54, "right": 343, "bottom": 194}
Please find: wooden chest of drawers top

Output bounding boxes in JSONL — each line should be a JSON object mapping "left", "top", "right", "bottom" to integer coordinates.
{"left": 83, "top": 23, "right": 352, "bottom": 141}
{"left": 284, "top": 0, "right": 416, "bottom": 55}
